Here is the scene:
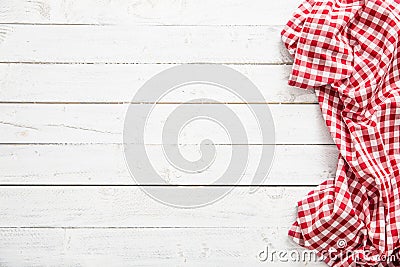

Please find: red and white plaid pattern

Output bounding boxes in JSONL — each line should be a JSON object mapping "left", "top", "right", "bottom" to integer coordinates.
{"left": 282, "top": 0, "right": 400, "bottom": 265}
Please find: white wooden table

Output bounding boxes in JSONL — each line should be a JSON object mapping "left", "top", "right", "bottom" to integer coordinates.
{"left": 0, "top": 0, "right": 333, "bottom": 265}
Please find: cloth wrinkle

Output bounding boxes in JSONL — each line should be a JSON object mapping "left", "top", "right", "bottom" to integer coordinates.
{"left": 282, "top": 0, "right": 400, "bottom": 265}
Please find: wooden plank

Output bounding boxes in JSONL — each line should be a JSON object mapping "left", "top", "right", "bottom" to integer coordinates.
{"left": 0, "top": 104, "right": 333, "bottom": 144}
{"left": 0, "top": 228, "right": 325, "bottom": 266}
{"left": 0, "top": 0, "right": 302, "bottom": 25}
{"left": 0, "top": 186, "right": 312, "bottom": 227}
{"left": 0, "top": 64, "right": 316, "bottom": 103}
{"left": 0, "top": 25, "right": 292, "bottom": 64}
{"left": 0, "top": 144, "right": 338, "bottom": 185}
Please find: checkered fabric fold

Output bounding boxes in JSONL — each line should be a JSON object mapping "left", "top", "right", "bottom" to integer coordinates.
{"left": 281, "top": 0, "right": 400, "bottom": 265}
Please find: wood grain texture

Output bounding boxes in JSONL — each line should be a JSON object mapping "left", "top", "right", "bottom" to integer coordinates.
{"left": 0, "top": 144, "right": 338, "bottom": 185}
{"left": 0, "top": 0, "right": 302, "bottom": 25}
{"left": 0, "top": 25, "right": 292, "bottom": 64}
{"left": 0, "top": 1, "right": 336, "bottom": 265}
{"left": 0, "top": 64, "right": 316, "bottom": 103}
{"left": 0, "top": 228, "right": 325, "bottom": 266}
{"left": 0, "top": 104, "right": 333, "bottom": 144}
{"left": 0, "top": 186, "right": 312, "bottom": 227}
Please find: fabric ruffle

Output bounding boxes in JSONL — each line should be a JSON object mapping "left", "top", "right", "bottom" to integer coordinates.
{"left": 281, "top": 0, "right": 361, "bottom": 89}
{"left": 281, "top": 0, "right": 400, "bottom": 265}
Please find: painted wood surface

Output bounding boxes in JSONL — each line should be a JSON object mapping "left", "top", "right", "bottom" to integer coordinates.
{"left": 0, "top": 0, "right": 338, "bottom": 265}
{"left": 0, "top": 104, "right": 332, "bottom": 144}
{"left": 0, "top": 228, "right": 325, "bottom": 266}
{"left": 0, "top": 144, "right": 337, "bottom": 185}
{"left": 0, "top": 25, "right": 292, "bottom": 64}
{"left": 0, "top": 64, "right": 316, "bottom": 103}
{"left": 0, "top": 186, "right": 311, "bottom": 227}
{"left": 0, "top": 0, "right": 302, "bottom": 25}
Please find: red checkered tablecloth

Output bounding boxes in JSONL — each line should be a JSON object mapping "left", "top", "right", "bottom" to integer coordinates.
{"left": 281, "top": 0, "right": 400, "bottom": 265}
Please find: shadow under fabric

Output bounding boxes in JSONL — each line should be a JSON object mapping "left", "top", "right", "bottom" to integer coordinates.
{"left": 281, "top": 0, "right": 400, "bottom": 265}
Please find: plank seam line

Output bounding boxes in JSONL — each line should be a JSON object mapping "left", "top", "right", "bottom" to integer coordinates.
{"left": 0, "top": 102, "right": 318, "bottom": 105}
{"left": 0, "top": 23, "right": 285, "bottom": 27}
{"left": 0, "top": 184, "right": 318, "bottom": 187}
{"left": 0, "top": 226, "right": 268, "bottom": 229}
{"left": 0, "top": 143, "right": 334, "bottom": 146}
{"left": 0, "top": 62, "right": 293, "bottom": 65}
